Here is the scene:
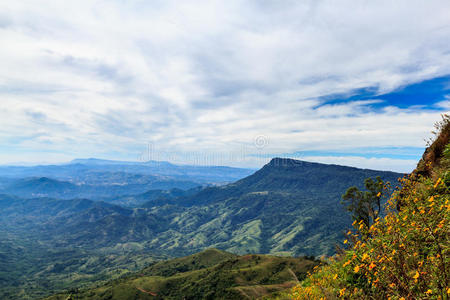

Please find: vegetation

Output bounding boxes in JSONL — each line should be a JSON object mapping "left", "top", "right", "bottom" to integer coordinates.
{"left": 45, "top": 249, "right": 319, "bottom": 300}
{"left": 0, "top": 159, "right": 400, "bottom": 299}
{"left": 287, "top": 115, "right": 450, "bottom": 299}
{"left": 342, "top": 176, "right": 389, "bottom": 228}
{"left": 6, "top": 123, "right": 445, "bottom": 299}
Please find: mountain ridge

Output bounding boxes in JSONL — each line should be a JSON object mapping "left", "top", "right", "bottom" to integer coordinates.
{"left": 172, "top": 157, "right": 402, "bottom": 207}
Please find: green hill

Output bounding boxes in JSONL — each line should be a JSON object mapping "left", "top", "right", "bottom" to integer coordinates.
{"left": 46, "top": 249, "right": 319, "bottom": 300}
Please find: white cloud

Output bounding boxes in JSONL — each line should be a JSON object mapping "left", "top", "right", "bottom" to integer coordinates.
{"left": 0, "top": 0, "right": 449, "bottom": 170}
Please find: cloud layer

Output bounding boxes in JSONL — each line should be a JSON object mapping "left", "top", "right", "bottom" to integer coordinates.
{"left": 0, "top": 0, "right": 449, "bottom": 171}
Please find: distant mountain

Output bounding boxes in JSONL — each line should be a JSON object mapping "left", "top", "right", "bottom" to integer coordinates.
{"left": 6, "top": 177, "right": 76, "bottom": 197}
{"left": 46, "top": 249, "right": 319, "bottom": 300}
{"left": 0, "top": 176, "right": 201, "bottom": 199}
{"left": 70, "top": 158, "right": 158, "bottom": 165}
{"left": 0, "top": 158, "right": 255, "bottom": 186}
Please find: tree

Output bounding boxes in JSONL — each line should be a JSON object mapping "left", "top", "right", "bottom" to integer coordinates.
{"left": 341, "top": 176, "right": 387, "bottom": 229}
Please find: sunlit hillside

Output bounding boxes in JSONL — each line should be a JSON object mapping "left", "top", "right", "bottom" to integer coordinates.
{"left": 286, "top": 116, "right": 450, "bottom": 299}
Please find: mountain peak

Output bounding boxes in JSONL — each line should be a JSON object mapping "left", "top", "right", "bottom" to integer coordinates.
{"left": 267, "top": 157, "right": 315, "bottom": 168}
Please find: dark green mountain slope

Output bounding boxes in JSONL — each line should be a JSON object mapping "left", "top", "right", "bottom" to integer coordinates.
{"left": 133, "top": 158, "right": 402, "bottom": 256}
{"left": 0, "top": 196, "right": 164, "bottom": 299}
{"left": 106, "top": 187, "right": 202, "bottom": 207}
{"left": 46, "top": 249, "right": 319, "bottom": 300}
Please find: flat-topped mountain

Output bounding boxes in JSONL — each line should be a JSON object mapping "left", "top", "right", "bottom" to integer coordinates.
{"left": 173, "top": 157, "right": 402, "bottom": 207}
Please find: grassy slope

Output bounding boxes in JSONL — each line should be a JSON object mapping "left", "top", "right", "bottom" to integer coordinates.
{"left": 46, "top": 249, "right": 319, "bottom": 300}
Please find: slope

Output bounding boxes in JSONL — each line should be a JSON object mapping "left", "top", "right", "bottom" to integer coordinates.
{"left": 138, "top": 158, "right": 402, "bottom": 256}
{"left": 46, "top": 249, "right": 319, "bottom": 300}
{"left": 288, "top": 115, "right": 450, "bottom": 299}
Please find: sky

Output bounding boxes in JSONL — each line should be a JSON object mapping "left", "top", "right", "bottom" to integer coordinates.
{"left": 0, "top": 0, "right": 449, "bottom": 172}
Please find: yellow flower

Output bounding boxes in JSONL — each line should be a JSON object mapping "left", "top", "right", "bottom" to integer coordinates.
{"left": 413, "top": 271, "right": 419, "bottom": 279}
{"left": 343, "top": 239, "right": 348, "bottom": 244}
{"left": 376, "top": 192, "right": 381, "bottom": 197}
{"left": 428, "top": 196, "right": 434, "bottom": 202}
{"left": 354, "top": 265, "right": 360, "bottom": 273}
{"left": 425, "top": 289, "right": 432, "bottom": 294}
{"left": 369, "top": 262, "right": 376, "bottom": 270}
{"left": 362, "top": 253, "right": 369, "bottom": 261}
{"left": 339, "top": 288, "right": 346, "bottom": 296}
{"left": 434, "top": 177, "right": 441, "bottom": 188}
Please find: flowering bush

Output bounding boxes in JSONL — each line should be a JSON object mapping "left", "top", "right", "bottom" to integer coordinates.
{"left": 290, "top": 147, "right": 450, "bottom": 299}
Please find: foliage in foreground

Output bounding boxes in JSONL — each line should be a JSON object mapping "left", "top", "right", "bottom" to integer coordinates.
{"left": 288, "top": 124, "right": 450, "bottom": 299}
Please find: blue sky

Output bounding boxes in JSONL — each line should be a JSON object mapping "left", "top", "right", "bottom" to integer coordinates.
{"left": 0, "top": 1, "right": 449, "bottom": 172}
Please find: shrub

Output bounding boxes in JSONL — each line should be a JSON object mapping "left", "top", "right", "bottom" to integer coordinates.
{"left": 289, "top": 142, "right": 450, "bottom": 299}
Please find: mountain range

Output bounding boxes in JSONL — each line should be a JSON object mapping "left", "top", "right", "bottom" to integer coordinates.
{"left": 0, "top": 158, "right": 402, "bottom": 299}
